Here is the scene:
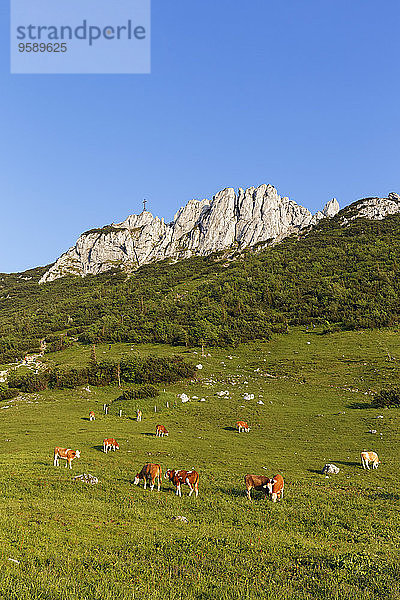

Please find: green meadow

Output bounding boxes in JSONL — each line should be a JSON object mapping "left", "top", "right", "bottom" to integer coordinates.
{"left": 0, "top": 328, "right": 399, "bottom": 600}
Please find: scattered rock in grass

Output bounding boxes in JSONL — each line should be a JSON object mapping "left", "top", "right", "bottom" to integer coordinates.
{"left": 73, "top": 473, "right": 99, "bottom": 485}
{"left": 322, "top": 464, "right": 340, "bottom": 475}
{"left": 179, "top": 393, "right": 189, "bottom": 403}
{"left": 377, "top": 415, "right": 384, "bottom": 419}
{"left": 257, "top": 400, "right": 264, "bottom": 405}
{"left": 196, "top": 364, "right": 203, "bottom": 370}
{"left": 171, "top": 516, "right": 188, "bottom": 523}
{"left": 368, "top": 429, "right": 377, "bottom": 434}
{"left": 8, "top": 558, "right": 19, "bottom": 564}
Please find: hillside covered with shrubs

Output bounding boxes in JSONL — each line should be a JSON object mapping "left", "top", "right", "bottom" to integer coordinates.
{"left": 1, "top": 206, "right": 400, "bottom": 363}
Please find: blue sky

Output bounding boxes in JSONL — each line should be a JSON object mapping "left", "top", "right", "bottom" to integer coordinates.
{"left": 1, "top": 0, "right": 400, "bottom": 272}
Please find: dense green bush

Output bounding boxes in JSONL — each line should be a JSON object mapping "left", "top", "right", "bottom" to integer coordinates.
{"left": 45, "top": 336, "right": 72, "bottom": 353}
{"left": 88, "top": 360, "right": 120, "bottom": 387}
{"left": 373, "top": 388, "right": 400, "bottom": 408}
{"left": 122, "top": 384, "right": 159, "bottom": 400}
{"left": 0, "top": 383, "right": 19, "bottom": 401}
{"left": 121, "top": 355, "right": 196, "bottom": 384}
{"left": 48, "top": 367, "right": 88, "bottom": 389}
{"left": 7, "top": 371, "right": 50, "bottom": 393}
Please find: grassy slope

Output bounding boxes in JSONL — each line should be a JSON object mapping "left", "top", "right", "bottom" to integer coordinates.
{"left": 0, "top": 329, "right": 399, "bottom": 600}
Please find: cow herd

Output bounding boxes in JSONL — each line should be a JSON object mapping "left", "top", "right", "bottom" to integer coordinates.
{"left": 52, "top": 411, "right": 381, "bottom": 499}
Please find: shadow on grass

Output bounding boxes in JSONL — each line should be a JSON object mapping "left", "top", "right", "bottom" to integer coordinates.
{"left": 81, "top": 417, "right": 91, "bottom": 421}
{"left": 307, "top": 469, "right": 323, "bottom": 475}
{"left": 92, "top": 445, "right": 105, "bottom": 453}
{"left": 347, "top": 402, "right": 374, "bottom": 409}
{"left": 369, "top": 491, "right": 400, "bottom": 501}
{"left": 333, "top": 460, "right": 360, "bottom": 468}
{"left": 219, "top": 486, "right": 246, "bottom": 498}
{"left": 223, "top": 427, "right": 237, "bottom": 432}
{"left": 219, "top": 486, "right": 267, "bottom": 500}
{"left": 141, "top": 432, "right": 156, "bottom": 437}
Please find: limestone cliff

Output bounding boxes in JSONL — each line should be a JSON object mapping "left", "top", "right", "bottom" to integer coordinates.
{"left": 40, "top": 183, "right": 341, "bottom": 283}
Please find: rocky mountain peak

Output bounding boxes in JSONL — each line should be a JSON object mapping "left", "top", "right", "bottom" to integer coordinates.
{"left": 341, "top": 192, "right": 400, "bottom": 224}
{"left": 323, "top": 198, "right": 340, "bottom": 218}
{"left": 39, "top": 183, "right": 342, "bottom": 283}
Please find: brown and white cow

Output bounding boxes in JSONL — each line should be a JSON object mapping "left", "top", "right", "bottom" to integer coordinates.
{"left": 361, "top": 451, "right": 380, "bottom": 470}
{"left": 156, "top": 425, "right": 169, "bottom": 437}
{"left": 244, "top": 474, "right": 271, "bottom": 500}
{"left": 134, "top": 463, "right": 162, "bottom": 491}
{"left": 103, "top": 438, "right": 120, "bottom": 453}
{"left": 89, "top": 411, "right": 95, "bottom": 421}
{"left": 236, "top": 421, "right": 250, "bottom": 433}
{"left": 137, "top": 409, "right": 142, "bottom": 422}
{"left": 165, "top": 469, "right": 199, "bottom": 497}
{"left": 266, "top": 474, "right": 284, "bottom": 502}
{"left": 53, "top": 447, "right": 81, "bottom": 469}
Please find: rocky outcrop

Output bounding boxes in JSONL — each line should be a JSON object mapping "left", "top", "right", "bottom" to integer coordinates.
{"left": 40, "top": 183, "right": 340, "bottom": 283}
{"left": 342, "top": 192, "right": 400, "bottom": 223}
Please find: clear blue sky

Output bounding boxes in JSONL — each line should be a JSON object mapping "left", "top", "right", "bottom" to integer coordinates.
{"left": 1, "top": 0, "right": 400, "bottom": 273}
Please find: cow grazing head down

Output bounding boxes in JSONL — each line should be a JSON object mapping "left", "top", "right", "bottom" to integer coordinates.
{"left": 134, "top": 464, "right": 162, "bottom": 491}
{"left": 156, "top": 425, "right": 169, "bottom": 437}
{"left": 165, "top": 468, "right": 199, "bottom": 497}
{"left": 265, "top": 474, "right": 284, "bottom": 502}
{"left": 75, "top": 450, "right": 81, "bottom": 458}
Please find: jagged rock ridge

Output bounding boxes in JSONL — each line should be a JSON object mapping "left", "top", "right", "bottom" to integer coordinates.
{"left": 38, "top": 184, "right": 351, "bottom": 283}
{"left": 40, "top": 184, "right": 340, "bottom": 283}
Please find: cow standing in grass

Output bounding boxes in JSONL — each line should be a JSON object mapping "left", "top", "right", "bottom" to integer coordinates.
{"left": 134, "top": 463, "right": 162, "bottom": 491}
{"left": 266, "top": 474, "right": 284, "bottom": 502}
{"left": 137, "top": 410, "right": 142, "bottom": 422}
{"left": 236, "top": 421, "right": 250, "bottom": 433}
{"left": 156, "top": 425, "right": 168, "bottom": 437}
{"left": 244, "top": 474, "right": 271, "bottom": 500}
{"left": 89, "top": 411, "right": 95, "bottom": 421}
{"left": 165, "top": 469, "right": 199, "bottom": 497}
{"left": 103, "top": 438, "right": 120, "bottom": 453}
{"left": 54, "top": 448, "right": 81, "bottom": 469}
{"left": 361, "top": 451, "right": 380, "bottom": 470}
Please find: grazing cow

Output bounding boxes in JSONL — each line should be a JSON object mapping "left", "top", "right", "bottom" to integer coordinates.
{"left": 137, "top": 409, "right": 142, "bottom": 422}
{"left": 165, "top": 469, "right": 199, "bottom": 497}
{"left": 53, "top": 447, "right": 81, "bottom": 469}
{"left": 134, "top": 463, "right": 162, "bottom": 491}
{"left": 103, "top": 438, "right": 120, "bottom": 453}
{"left": 236, "top": 421, "right": 250, "bottom": 433}
{"left": 266, "top": 474, "right": 284, "bottom": 502}
{"left": 361, "top": 451, "right": 380, "bottom": 470}
{"left": 89, "top": 411, "right": 95, "bottom": 421}
{"left": 244, "top": 474, "right": 271, "bottom": 500}
{"left": 156, "top": 424, "right": 169, "bottom": 437}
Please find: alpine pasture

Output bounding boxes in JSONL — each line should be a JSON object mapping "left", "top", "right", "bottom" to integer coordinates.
{"left": 0, "top": 328, "right": 399, "bottom": 600}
